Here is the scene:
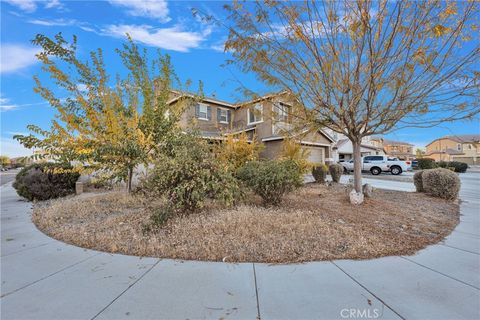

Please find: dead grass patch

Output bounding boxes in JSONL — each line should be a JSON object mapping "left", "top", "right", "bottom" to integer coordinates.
{"left": 33, "top": 184, "right": 459, "bottom": 263}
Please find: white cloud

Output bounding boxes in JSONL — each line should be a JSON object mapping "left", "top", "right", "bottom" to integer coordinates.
{"left": 44, "top": 0, "right": 62, "bottom": 9}
{"left": 28, "top": 18, "right": 76, "bottom": 26}
{"left": 3, "top": 0, "right": 37, "bottom": 12}
{"left": 108, "top": 0, "right": 170, "bottom": 22}
{"left": 0, "top": 137, "right": 33, "bottom": 157}
{"left": 103, "top": 24, "right": 208, "bottom": 52}
{"left": 4, "top": 0, "right": 64, "bottom": 12}
{"left": 0, "top": 104, "right": 18, "bottom": 111}
{"left": 0, "top": 96, "right": 17, "bottom": 111}
{"left": 0, "top": 44, "right": 41, "bottom": 74}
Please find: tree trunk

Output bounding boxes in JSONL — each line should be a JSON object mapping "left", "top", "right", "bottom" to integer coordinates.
{"left": 127, "top": 167, "right": 133, "bottom": 193}
{"left": 352, "top": 140, "right": 363, "bottom": 194}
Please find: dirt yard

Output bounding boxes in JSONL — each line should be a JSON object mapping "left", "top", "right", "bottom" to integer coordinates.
{"left": 33, "top": 183, "right": 459, "bottom": 263}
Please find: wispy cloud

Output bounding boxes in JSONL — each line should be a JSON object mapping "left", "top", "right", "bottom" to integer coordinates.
{"left": 0, "top": 44, "right": 41, "bottom": 74}
{"left": 0, "top": 96, "right": 48, "bottom": 112}
{"left": 108, "top": 0, "right": 170, "bottom": 22}
{"left": 103, "top": 24, "right": 209, "bottom": 52}
{"left": 3, "top": 0, "right": 64, "bottom": 12}
{"left": 28, "top": 18, "right": 76, "bottom": 26}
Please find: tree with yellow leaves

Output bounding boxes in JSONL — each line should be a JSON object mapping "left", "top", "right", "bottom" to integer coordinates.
{"left": 15, "top": 34, "right": 188, "bottom": 192}
{"left": 220, "top": 0, "right": 479, "bottom": 202}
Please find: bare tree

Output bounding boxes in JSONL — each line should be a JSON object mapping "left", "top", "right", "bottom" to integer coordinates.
{"left": 221, "top": 0, "right": 479, "bottom": 199}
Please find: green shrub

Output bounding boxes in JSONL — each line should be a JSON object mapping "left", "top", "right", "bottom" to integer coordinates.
{"left": 329, "top": 164, "right": 343, "bottom": 183}
{"left": 437, "top": 161, "right": 448, "bottom": 168}
{"left": 142, "top": 134, "right": 241, "bottom": 213}
{"left": 237, "top": 159, "right": 303, "bottom": 206}
{"left": 413, "top": 170, "right": 424, "bottom": 192}
{"left": 448, "top": 161, "right": 468, "bottom": 173}
{"left": 422, "top": 168, "right": 460, "bottom": 200}
{"left": 312, "top": 164, "right": 328, "bottom": 183}
{"left": 13, "top": 163, "right": 80, "bottom": 201}
{"left": 417, "top": 158, "right": 437, "bottom": 169}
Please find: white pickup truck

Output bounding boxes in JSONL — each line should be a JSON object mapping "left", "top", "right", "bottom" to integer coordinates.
{"left": 341, "top": 155, "right": 412, "bottom": 175}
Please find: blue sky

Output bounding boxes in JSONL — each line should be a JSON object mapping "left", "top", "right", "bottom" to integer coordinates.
{"left": 1, "top": 0, "right": 479, "bottom": 157}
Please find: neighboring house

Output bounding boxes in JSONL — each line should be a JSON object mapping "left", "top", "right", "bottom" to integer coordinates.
{"left": 167, "top": 90, "right": 335, "bottom": 164}
{"left": 328, "top": 133, "right": 384, "bottom": 162}
{"left": 425, "top": 134, "right": 480, "bottom": 164}
{"left": 370, "top": 137, "right": 414, "bottom": 160}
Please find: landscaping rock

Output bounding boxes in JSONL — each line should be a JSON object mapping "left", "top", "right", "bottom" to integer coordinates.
{"left": 349, "top": 190, "right": 364, "bottom": 205}
{"left": 362, "top": 183, "right": 373, "bottom": 198}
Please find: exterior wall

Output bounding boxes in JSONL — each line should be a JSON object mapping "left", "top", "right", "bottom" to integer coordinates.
{"left": 426, "top": 138, "right": 459, "bottom": 154}
{"left": 176, "top": 100, "right": 235, "bottom": 133}
{"left": 260, "top": 140, "right": 283, "bottom": 159}
{"left": 427, "top": 153, "right": 454, "bottom": 162}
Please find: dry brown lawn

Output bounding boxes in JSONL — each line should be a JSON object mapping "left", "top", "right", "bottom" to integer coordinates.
{"left": 33, "top": 183, "right": 459, "bottom": 263}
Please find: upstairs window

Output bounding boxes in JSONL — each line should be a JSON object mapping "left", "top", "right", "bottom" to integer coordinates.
{"left": 217, "top": 108, "right": 230, "bottom": 124}
{"left": 457, "top": 143, "right": 462, "bottom": 151}
{"left": 274, "top": 102, "right": 289, "bottom": 122}
{"left": 248, "top": 104, "right": 263, "bottom": 124}
{"left": 195, "top": 103, "right": 211, "bottom": 121}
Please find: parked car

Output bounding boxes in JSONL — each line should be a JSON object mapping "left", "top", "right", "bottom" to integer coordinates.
{"left": 341, "top": 155, "right": 412, "bottom": 175}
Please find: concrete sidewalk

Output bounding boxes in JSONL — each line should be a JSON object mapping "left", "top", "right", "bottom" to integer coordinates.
{"left": 1, "top": 174, "right": 479, "bottom": 319}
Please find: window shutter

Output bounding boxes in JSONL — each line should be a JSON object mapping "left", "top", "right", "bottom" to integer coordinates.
{"left": 195, "top": 104, "right": 199, "bottom": 118}
{"left": 217, "top": 108, "right": 221, "bottom": 123}
{"left": 227, "top": 110, "right": 231, "bottom": 123}
{"left": 207, "top": 106, "right": 212, "bottom": 120}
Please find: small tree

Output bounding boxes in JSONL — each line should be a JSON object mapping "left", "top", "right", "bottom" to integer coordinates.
{"left": 415, "top": 148, "right": 424, "bottom": 159}
{"left": 222, "top": 0, "right": 479, "bottom": 201}
{"left": 0, "top": 156, "right": 10, "bottom": 167}
{"left": 215, "top": 132, "right": 263, "bottom": 172}
{"left": 15, "top": 34, "right": 189, "bottom": 192}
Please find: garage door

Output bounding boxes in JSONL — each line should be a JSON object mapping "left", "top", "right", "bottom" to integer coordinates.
{"left": 303, "top": 146, "right": 324, "bottom": 165}
{"left": 452, "top": 157, "right": 476, "bottom": 165}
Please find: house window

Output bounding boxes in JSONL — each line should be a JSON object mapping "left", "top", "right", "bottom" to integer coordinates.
{"left": 457, "top": 144, "right": 461, "bottom": 151}
{"left": 274, "top": 102, "right": 289, "bottom": 122}
{"left": 468, "top": 144, "right": 472, "bottom": 150}
{"left": 248, "top": 104, "right": 263, "bottom": 124}
{"left": 217, "top": 108, "right": 229, "bottom": 124}
{"left": 195, "top": 103, "right": 210, "bottom": 121}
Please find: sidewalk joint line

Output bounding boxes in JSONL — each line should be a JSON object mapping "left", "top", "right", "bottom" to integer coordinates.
{"left": 0, "top": 252, "right": 101, "bottom": 299}
{"left": 1, "top": 241, "right": 55, "bottom": 258}
{"left": 400, "top": 256, "right": 480, "bottom": 290}
{"left": 331, "top": 261, "right": 406, "bottom": 320}
{"left": 90, "top": 259, "right": 161, "bottom": 320}
{"left": 440, "top": 244, "right": 479, "bottom": 255}
{"left": 452, "top": 230, "right": 480, "bottom": 238}
{"left": 252, "top": 263, "right": 261, "bottom": 320}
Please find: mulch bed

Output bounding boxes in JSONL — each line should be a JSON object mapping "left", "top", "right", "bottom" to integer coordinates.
{"left": 32, "top": 183, "right": 459, "bottom": 263}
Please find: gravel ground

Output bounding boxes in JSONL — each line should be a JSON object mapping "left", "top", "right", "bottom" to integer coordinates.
{"left": 33, "top": 183, "right": 459, "bottom": 263}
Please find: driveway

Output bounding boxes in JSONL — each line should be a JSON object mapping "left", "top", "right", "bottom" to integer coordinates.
{"left": 1, "top": 174, "right": 479, "bottom": 319}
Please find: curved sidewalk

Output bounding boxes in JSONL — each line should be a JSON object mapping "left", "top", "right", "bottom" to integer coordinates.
{"left": 1, "top": 174, "right": 479, "bottom": 320}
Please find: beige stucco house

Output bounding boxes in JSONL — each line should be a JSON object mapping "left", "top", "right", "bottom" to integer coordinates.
{"left": 167, "top": 90, "right": 334, "bottom": 164}
{"left": 370, "top": 137, "right": 415, "bottom": 160}
{"left": 425, "top": 135, "right": 480, "bottom": 164}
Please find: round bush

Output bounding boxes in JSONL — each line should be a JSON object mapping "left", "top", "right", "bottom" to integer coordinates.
{"left": 422, "top": 168, "right": 460, "bottom": 200}
{"left": 13, "top": 163, "right": 80, "bottom": 201}
{"left": 413, "top": 170, "right": 425, "bottom": 192}
{"left": 237, "top": 159, "right": 303, "bottom": 206}
{"left": 329, "top": 164, "right": 343, "bottom": 183}
{"left": 312, "top": 164, "right": 328, "bottom": 183}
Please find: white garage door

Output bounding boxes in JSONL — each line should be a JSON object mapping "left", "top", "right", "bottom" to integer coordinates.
{"left": 304, "top": 147, "right": 324, "bottom": 164}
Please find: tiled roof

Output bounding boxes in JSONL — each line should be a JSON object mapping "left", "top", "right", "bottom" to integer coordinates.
{"left": 426, "top": 134, "right": 480, "bottom": 147}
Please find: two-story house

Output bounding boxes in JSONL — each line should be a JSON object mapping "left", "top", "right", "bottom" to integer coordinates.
{"left": 370, "top": 137, "right": 414, "bottom": 160}
{"left": 425, "top": 135, "right": 480, "bottom": 164}
{"left": 167, "top": 90, "right": 335, "bottom": 164}
{"left": 327, "top": 133, "right": 384, "bottom": 162}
